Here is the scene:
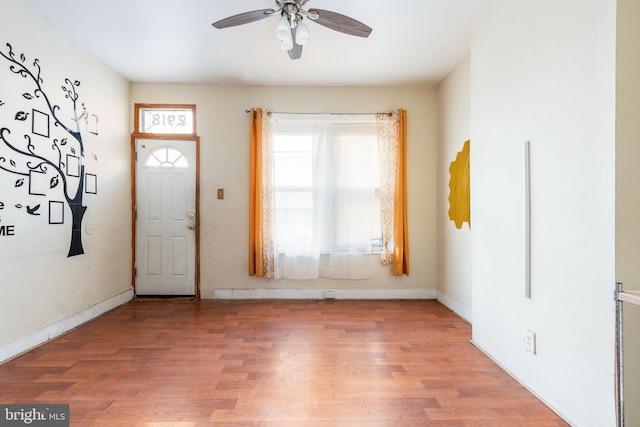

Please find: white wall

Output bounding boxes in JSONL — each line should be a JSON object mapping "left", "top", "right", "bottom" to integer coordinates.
{"left": 615, "top": 0, "right": 640, "bottom": 422}
{"left": 0, "top": 0, "right": 132, "bottom": 361}
{"left": 470, "top": 1, "right": 617, "bottom": 425}
{"left": 130, "top": 84, "right": 437, "bottom": 299}
{"left": 437, "top": 57, "right": 472, "bottom": 321}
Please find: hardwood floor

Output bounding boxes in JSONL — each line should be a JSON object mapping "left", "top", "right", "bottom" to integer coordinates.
{"left": 0, "top": 299, "right": 568, "bottom": 426}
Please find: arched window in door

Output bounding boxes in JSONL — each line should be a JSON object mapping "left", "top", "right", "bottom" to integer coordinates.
{"left": 143, "top": 146, "right": 189, "bottom": 169}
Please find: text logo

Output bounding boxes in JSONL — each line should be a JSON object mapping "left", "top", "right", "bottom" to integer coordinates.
{"left": 0, "top": 405, "right": 68, "bottom": 426}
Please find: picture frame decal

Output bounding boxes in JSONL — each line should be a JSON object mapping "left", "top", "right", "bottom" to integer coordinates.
{"left": 85, "top": 173, "right": 97, "bottom": 194}
{"left": 28, "top": 169, "right": 47, "bottom": 196}
{"left": 49, "top": 200, "right": 64, "bottom": 224}
{"left": 66, "top": 154, "right": 80, "bottom": 177}
{"left": 32, "top": 109, "right": 50, "bottom": 138}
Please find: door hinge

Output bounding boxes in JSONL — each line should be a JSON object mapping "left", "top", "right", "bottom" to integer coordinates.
{"left": 134, "top": 267, "right": 137, "bottom": 276}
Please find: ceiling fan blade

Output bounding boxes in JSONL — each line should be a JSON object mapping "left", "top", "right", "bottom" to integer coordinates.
{"left": 307, "top": 9, "right": 372, "bottom": 38}
{"left": 288, "top": 28, "right": 303, "bottom": 60}
{"left": 212, "top": 9, "right": 275, "bottom": 29}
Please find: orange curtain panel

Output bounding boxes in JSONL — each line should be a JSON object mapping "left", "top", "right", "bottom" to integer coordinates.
{"left": 248, "top": 108, "right": 264, "bottom": 276}
{"left": 393, "top": 109, "right": 409, "bottom": 276}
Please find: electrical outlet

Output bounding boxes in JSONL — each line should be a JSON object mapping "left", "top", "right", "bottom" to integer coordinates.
{"left": 524, "top": 329, "right": 536, "bottom": 354}
{"left": 324, "top": 290, "right": 336, "bottom": 299}
{"left": 217, "top": 188, "right": 224, "bottom": 199}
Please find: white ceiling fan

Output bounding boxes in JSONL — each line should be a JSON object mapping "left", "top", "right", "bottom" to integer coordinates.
{"left": 212, "top": 0, "right": 373, "bottom": 60}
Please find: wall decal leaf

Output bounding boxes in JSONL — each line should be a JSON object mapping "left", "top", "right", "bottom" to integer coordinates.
{"left": 15, "top": 204, "right": 22, "bottom": 209}
{"left": 15, "top": 111, "right": 28, "bottom": 121}
{"left": 0, "top": 202, "right": 4, "bottom": 210}
{"left": 27, "top": 204, "right": 41, "bottom": 215}
{"left": 15, "top": 178, "right": 24, "bottom": 187}
{"left": 74, "top": 80, "right": 80, "bottom": 86}
{"left": 22, "top": 93, "right": 33, "bottom": 100}
{"left": 10, "top": 159, "right": 15, "bottom": 167}
{"left": 50, "top": 175, "right": 59, "bottom": 188}
{"left": 70, "top": 147, "right": 76, "bottom": 155}
{"left": 60, "top": 138, "right": 67, "bottom": 146}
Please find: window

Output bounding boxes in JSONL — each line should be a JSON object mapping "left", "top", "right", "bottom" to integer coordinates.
{"left": 268, "top": 114, "right": 381, "bottom": 279}
{"left": 272, "top": 125, "right": 382, "bottom": 254}
{"left": 143, "top": 147, "right": 189, "bottom": 169}
{"left": 249, "top": 108, "right": 409, "bottom": 279}
{"left": 134, "top": 104, "right": 195, "bottom": 135}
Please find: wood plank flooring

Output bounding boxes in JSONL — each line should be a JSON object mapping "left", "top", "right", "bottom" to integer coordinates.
{"left": 0, "top": 299, "right": 568, "bottom": 426}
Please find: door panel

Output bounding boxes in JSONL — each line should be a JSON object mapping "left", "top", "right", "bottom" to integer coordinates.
{"left": 135, "top": 138, "right": 196, "bottom": 295}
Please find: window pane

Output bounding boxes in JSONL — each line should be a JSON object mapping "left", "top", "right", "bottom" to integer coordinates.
{"left": 144, "top": 147, "right": 189, "bottom": 169}
{"left": 274, "top": 190, "right": 314, "bottom": 249}
{"left": 274, "top": 152, "right": 312, "bottom": 187}
{"left": 274, "top": 134, "right": 312, "bottom": 187}
{"left": 334, "top": 135, "right": 379, "bottom": 188}
{"left": 274, "top": 134, "right": 312, "bottom": 152}
{"left": 139, "top": 108, "right": 194, "bottom": 134}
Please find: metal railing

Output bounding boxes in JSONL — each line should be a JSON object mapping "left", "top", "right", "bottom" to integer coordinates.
{"left": 615, "top": 282, "right": 640, "bottom": 427}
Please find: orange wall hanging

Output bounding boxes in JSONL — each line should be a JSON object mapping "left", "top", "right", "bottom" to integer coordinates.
{"left": 448, "top": 140, "right": 470, "bottom": 229}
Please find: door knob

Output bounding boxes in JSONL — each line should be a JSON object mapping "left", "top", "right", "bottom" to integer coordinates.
{"left": 188, "top": 212, "right": 195, "bottom": 219}
{"left": 188, "top": 223, "right": 195, "bottom": 230}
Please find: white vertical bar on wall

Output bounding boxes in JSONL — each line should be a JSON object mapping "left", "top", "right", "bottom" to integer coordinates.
{"left": 524, "top": 140, "right": 531, "bottom": 298}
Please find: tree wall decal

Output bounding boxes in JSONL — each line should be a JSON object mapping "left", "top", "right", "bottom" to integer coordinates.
{"left": 0, "top": 42, "right": 98, "bottom": 257}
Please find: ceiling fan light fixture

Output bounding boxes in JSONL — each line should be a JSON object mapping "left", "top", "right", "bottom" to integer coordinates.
{"left": 278, "top": 30, "right": 294, "bottom": 50}
{"left": 295, "top": 21, "right": 310, "bottom": 45}
{"left": 275, "top": 15, "right": 291, "bottom": 39}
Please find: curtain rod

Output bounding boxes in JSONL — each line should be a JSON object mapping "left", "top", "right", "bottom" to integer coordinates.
{"left": 245, "top": 110, "right": 393, "bottom": 116}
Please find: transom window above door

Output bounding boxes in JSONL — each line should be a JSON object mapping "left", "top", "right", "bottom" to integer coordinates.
{"left": 134, "top": 104, "right": 196, "bottom": 136}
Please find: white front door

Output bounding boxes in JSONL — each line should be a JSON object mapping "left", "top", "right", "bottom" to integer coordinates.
{"left": 135, "top": 138, "right": 196, "bottom": 295}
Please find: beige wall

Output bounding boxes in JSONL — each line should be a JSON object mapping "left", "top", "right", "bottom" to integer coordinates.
{"left": 470, "top": 0, "right": 616, "bottom": 425}
{"left": 436, "top": 57, "right": 472, "bottom": 321}
{"left": 0, "top": 0, "right": 132, "bottom": 360}
{"left": 616, "top": 0, "right": 640, "bottom": 422}
{"left": 130, "top": 84, "right": 438, "bottom": 298}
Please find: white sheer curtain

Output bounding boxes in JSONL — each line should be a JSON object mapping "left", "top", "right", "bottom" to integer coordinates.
{"left": 268, "top": 113, "right": 379, "bottom": 280}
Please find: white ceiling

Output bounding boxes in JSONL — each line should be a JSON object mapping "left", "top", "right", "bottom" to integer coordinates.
{"left": 18, "top": 0, "right": 490, "bottom": 86}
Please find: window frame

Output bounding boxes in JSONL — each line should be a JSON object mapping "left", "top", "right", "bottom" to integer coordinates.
{"left": 133, "top": 103, "right": 196, "bottom": 137}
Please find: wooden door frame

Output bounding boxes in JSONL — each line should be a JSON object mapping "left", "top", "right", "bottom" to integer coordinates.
{"left": 130, "top": 104, "right": 200, "bottom": 299}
